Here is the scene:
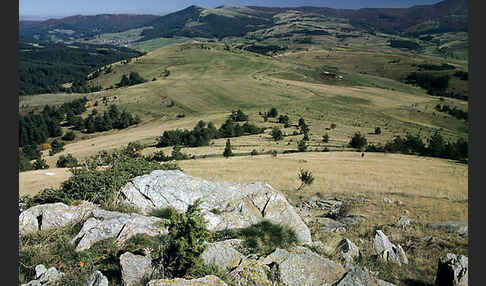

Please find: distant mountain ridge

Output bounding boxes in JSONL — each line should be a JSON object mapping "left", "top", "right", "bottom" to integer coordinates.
{"left": 19, "top": 0, "right": 467, "bottom": 42}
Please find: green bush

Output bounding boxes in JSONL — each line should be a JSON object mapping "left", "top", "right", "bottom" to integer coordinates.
{"left": 238, "top": 220, "right": 297, "bottom": 255}
{"left": 297, "top": 168, "right": 314, "bottom": 191}
{"left": 33, "top": 158, "right": 49, "bottom": 170}
{"left": 49, "top": 139, "right": 65, "bottom": 156}
{"left": 62, "top": 131, "right": 76, "bottom": 141}
{"left": 223, "top": 139, "right": 233, "bottom": 158}
{"left": 297, "top": 139, "right": 308, "bottom": 152}
{"left": 165, "top": 199, "right": 210, "bottom": 277}
{"left": 230, "top": 109, "right": 249, "bottom": 122}
{"left": 349, "top": 132, "right": 368, "bottom": 149}
{"left": 268, "top": 107, "right": 278, "bottom": 118}
{"left": 271, "top": 126, "right": 283, "bottom": 141}
{"left": 375, "top": 127, "right": 381, "bottom": 135}
{"left": 56, "top": 154, "right": 78, "bottom": 168}
{"left": 322, "top": 133, "right": 330, "bottom": 143}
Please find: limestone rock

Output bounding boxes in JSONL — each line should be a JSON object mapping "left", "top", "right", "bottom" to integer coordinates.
{"left": 319, "top": 218, "right": 347, "bottom": 233}
{"left": 395, "top": 216, "right": 411, "bottom": 228}
{"left": 336, "top": 238, "right": 360, "bottom": 263}
{"left": 428, "top": 221, "right": 468, "bottom": 236}
{"left": 229, "top": 259, "right": 272, "bottom": 286}
{"left": 84, "top": 271, "right": 109, "bottom": 286}
{"left": 383, "top": 198, "right": 392, "bottom": 204}
{"left": 21, "top": 265, "right": 64, "bottom": 286}
{"left": 262, "top": 246, "right": 345, "bottom": 285}
{"left": 373, "top": 230, "right": 408, "bottom": 265}
{"left": 118, "top": 170, "right": 311, "bottom": 244}
{"left": 333, "top": 264, "right": 396, "bottom": 286}
{"left": 435, "top": 253, "right": 468, "bottom": 286}
{"left": 120, "top": 252, "right": 153, "bottom": 286}
{"left": 147, "top": 275, "right": 227, "bottom": 286}
{"left": 71, "top": 209, "right": 167, "bottom": 251}
{"left": 19, "top": 201, "right": 98, "bottom": 236}
{"left": 201, "top": 239, "right": 245, "bottom": 270}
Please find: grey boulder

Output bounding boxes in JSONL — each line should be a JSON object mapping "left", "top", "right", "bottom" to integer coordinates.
{"left": 19, "top": 201, "right": 98, "bottom": 236}
{"left": 201, "top": 239, "right": 246, "bottom": 270}
{"left": 71, "top": 209, "right": 167, "bottom": 251}
{"left": 21, "top": 265, "right": 64, "bottom": 286}
{"left": 262, "top": 246, "right": 345, "bottom": 286}
{"left": 435, "top": 253, "right": 468, "bottom": 286}
{"left": 147, "top": 275, "right": 228, "bottom": 286}
{"left": 120, "top": 252, "right": 153, "bottom": 286}
{"left": 84, "top": 271, "right": 109, "bottom": 286}
{"left": 336, "top": 238, "right": 360, "bottom": 264}
{"left": 373, "top": 230, "right": 408, "bottom": 265}
{"left": 118, "top": 170, "right": 311, "bottom": 244}
{"left": 428, "top": 221, "right": 468, "bottom": 236}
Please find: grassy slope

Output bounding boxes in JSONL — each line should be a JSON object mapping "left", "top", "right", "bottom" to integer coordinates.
{"left": 19, "top": 41, "right": 468, "bottom": 168}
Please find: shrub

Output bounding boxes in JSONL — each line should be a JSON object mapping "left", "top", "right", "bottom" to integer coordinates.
{"left": 330, "top": 123, "right": 337, "bottom": 130}
{"left": 33, "top": 158, "right": 49, "bottom": 170}
{"left": 375, "top": 127, "right": 381, "bottom": 135}
{"left": 322, "top": 133, "right": 329, "bottom": 143}
{"left": 165, "top": 199, "right": 209, "bottom": 277}
{"left": 149, "top": 207, "right": 173, "bottom": 219}
{"left": 238, "top": 220, "right": 297, "bottom": 255}
{"left": 230, "top": 109, "right": 249, "bottom": 122}
{"left": 250, "top": 149, "right": 258, "bottom": 156}
{"left": 297, "top": 168, "right": 314, "bottom": 191}
{"left": 278, "top": 115, "right": 289, "bottom": 125}
{"left": 271, "top": 150, "right": 278, "bottom": 157}
{"left": 171, "top": 146, "right": 189, "bottom": 161}
{"left": 349, "top": 132, "right": 368, "bottom": 149}
{"left": 268, "top": 107, "right": 278, "bottom": 118}
{"left": 49, "top": 139, "right": 65, "bottom": 155}
{"left": 223, "top": 139, "right": 233, "bottom": 158}
{"left": 150, "top": 151, "right": 170, "bottom": 162}
{"left": 297, "top": 139, "right": 308, "bottom": 152}
{"left": 62, "top": 131, "right": 76, "bottom": 141}
{"left": 56, "top": 154, "right": 78, "bottom": 168}
{"left": 271, "top": 126, "right": 283, "bottom": 141}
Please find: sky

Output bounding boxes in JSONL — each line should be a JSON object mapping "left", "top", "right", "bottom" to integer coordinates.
{"left": 19, "top": 0, "right": 444, "bottom": 18}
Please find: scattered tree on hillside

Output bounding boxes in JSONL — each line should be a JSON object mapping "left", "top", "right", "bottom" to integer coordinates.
{"left": 297, "top": 168, "right": 314, "bottom": 191}
{"left": 349, "top": 132, "right": 368, "bottom": 149}
{"left": 271, "top": 126, "right": 284, "bottom": 141}
{"left": 223, "top": 139, "right": 233, "bottom": 158}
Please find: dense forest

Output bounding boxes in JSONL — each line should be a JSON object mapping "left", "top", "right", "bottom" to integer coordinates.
{"left": 19, "top": 40, "right": 143, "bottom": 95}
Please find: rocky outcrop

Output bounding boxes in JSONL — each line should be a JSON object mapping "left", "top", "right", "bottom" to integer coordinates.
{"left": 336, "top": 238, "right": 360, "bottom": 264}
{"left": 229, "top": 259, "right": 273, "bottom": 286}
{"left": 395, "top": 216, "right": 411, "bottom": 228}
{"left": 333, "top": 264, "right": 396, "bottom": 286}
{"left": 428, "top": 221, "right": 468, "bottom": 236}
{"left": 84, "top": 271, "right": 109, "bottom": 286}
{"left": 71, "top": 209, "right": 168, "bottom": 251}
{"left": 118, "top": 170, "right": 312, "bottom": 244}
{"left": 373, "top": 230, "right": 408, "bottom": 265}
{"left": 201, "top": 239, "right": 246, "bottom": 270}
{"left": 21, "top": 265, "right": 64, "bottom": 286}
{"left": 19, "top": 201, "right": 98, "bottom": 236}
{"left": 435, "top": 253, "right": 468, "bottom": 286}
{"left": 120, "top": 252, "right": 153, "bottom": 286}
{"left": 262, "top": 246, "right": 345, "bottom": 285}
{"left": 147, "top": 275, "right": 228, "bottom": 286}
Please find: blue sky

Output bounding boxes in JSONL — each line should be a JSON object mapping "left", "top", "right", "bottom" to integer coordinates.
{"left": 19, "top": 0, "right": 443, "bottom": 17}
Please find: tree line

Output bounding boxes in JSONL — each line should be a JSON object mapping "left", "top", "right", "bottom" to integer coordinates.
{"left": 157, "top": 112, "right": 264, "bottom": 148}
{"left": 434, "top": 104, "right": 468, "bottom": 121}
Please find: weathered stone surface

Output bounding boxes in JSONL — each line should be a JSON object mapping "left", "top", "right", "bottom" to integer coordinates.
{"left": 336, "top": 238, "right": 360, "bottom": 264}
{"left": 120, "top": 252, "right": 153, "bottom": 286}
{"left": 428, "top": 221, "right": 468, "bottom": 236}
{"left": 229, "top": 259, "right": 272, "bottom": 286}
{"left": 319, "top": 218, "right": 347, "bottom": 233}
{"left": 383, "top": 198, "right": 392, "bottom": 204}
{"left": 118, "top": 170, "right": 311, "bottom": 244}
{"left": 201, "top": 239, "right": 245, "bottom": 270}
{"left": 395, "top": 216, "right": 411, "bottom": 228}
{"left": 147, "top": 275, "right": 228, "bottom": 286}
{"left": 19, "top": 201, "right": 98, "bottom": 236}
{"left": 262, "top": 246, "right": 345, "bottom": 285}
{"left": 21, "top": 265, "right": 64, "bottom": 286}
{"left": 84, "top": 271, "right": 109, "bottom": 286}
{"left": 435, "top": 253, "right": 468, "bottom": 286}
{"left": 373, "top": 230, "right": 408, "bottom": 265}
{"left": 71, "top": 209, "right": 167, "bottom": 251}
{"left": 333, "top": 264, "right": 396, "bottom": 286}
